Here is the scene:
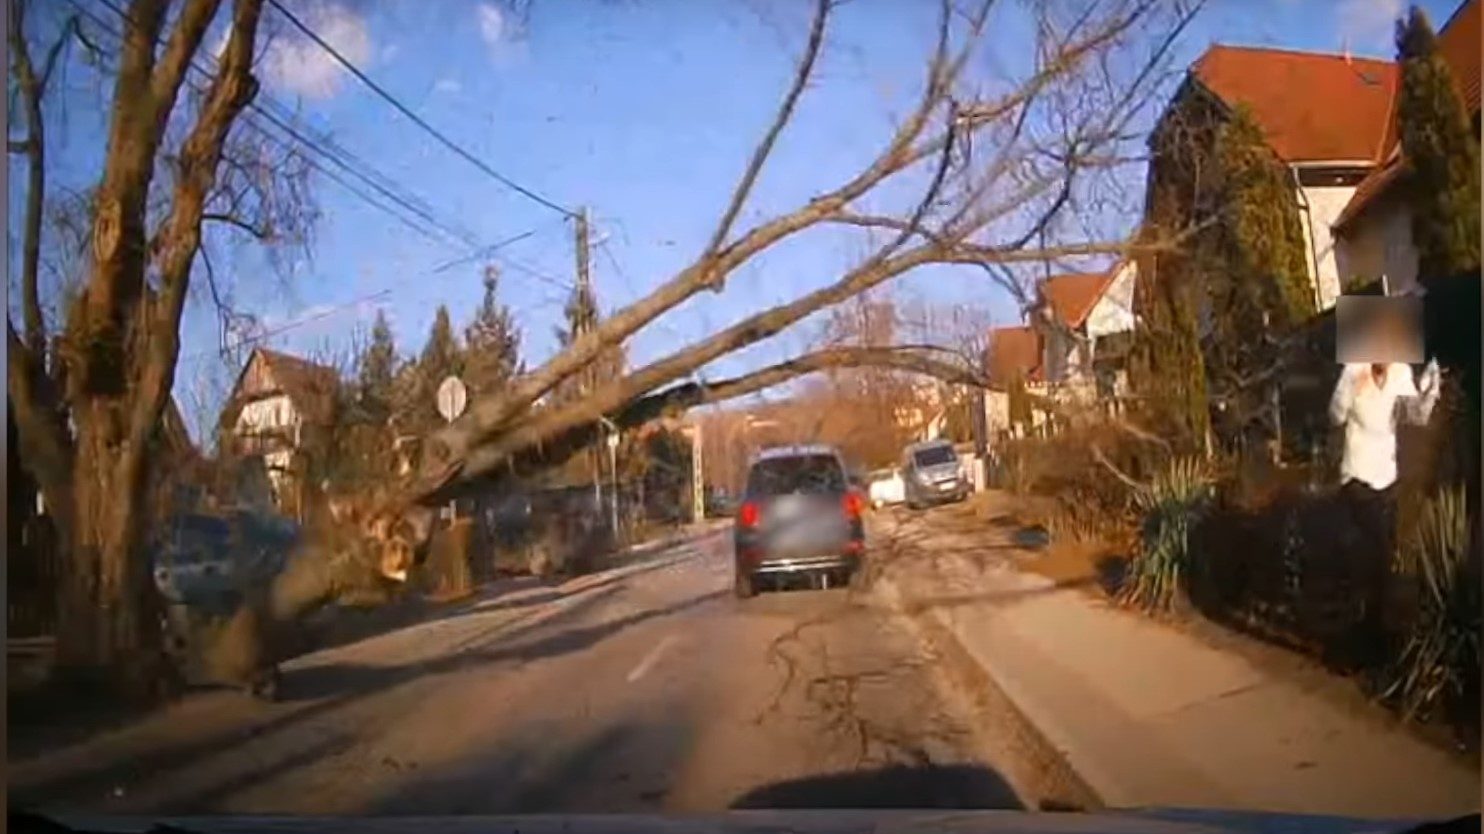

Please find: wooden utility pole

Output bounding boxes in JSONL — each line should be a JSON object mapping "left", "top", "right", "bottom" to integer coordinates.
{"left": 574, "top": 207, "right": 604, "bottom": 512}
{"left": 574, "top": 207, "right": 592, "bottom": 317}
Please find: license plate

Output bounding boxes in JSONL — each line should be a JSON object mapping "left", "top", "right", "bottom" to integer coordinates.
{"left": 938, "top": 482, "right": 956, "bottom": 491}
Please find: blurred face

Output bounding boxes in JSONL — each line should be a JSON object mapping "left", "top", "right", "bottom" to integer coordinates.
{"left": 1336, "top": 295, "right": 1423, "bottom": 365}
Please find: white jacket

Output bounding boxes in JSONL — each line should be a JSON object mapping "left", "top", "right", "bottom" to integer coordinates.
{"left": 1328, "top": 361, "right": 1440, "bottom": 490}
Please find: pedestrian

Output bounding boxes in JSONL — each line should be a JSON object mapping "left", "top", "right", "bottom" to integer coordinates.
{"left": 1327, "top": 356, "right": 1440, "bottom": 666}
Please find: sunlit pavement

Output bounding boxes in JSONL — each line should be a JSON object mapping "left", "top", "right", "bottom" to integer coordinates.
{"left": 10, "top": 519, "right": 1028, "bottom": 815}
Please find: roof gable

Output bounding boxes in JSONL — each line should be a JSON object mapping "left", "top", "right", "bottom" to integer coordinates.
{"left": 986, "top": 325, "right": 1043, "bottom": 389}
{"left": 221, "top": 347, "right": 339, "bottom": 429}
{"left": 1191, "top": 45, "right": 1397, "bottom": 163}
{"left": 1042, "top": 270, "right": 1117, "bottom": 329}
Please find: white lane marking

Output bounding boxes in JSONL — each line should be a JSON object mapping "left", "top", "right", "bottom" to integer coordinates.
{"left": 626, "top": 634, "right": 679, "bottom": 683}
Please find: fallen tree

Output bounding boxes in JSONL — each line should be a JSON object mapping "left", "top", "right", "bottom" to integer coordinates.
{"left": 9, "top": 0, "right": 1208, "bottom": 698}
{"left": 408, "top": 0, "right": 1206, "bottom": 503}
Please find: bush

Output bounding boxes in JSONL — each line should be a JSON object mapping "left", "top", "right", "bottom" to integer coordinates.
{"left": 1120, "top": 456, "right": 1215, "bottom": 613}
{"left": 1383, "top": 485, "right": 1480, "bottom": 725}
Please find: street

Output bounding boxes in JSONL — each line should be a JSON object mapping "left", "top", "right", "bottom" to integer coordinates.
{"left": 11, "top": 514, "right": 1034, "bottom": 816}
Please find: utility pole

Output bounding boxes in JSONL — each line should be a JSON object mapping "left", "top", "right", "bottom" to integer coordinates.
{"left": 574, "top": 207, "right": 602, "bottom": 517}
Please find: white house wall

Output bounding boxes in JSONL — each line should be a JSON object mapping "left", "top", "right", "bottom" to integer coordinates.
{"left": 235, "top": 394, "right": 301, "bottom": 435}
{"left": 1335, "top": 197, "right": 1419, "bottom": 295}
{"left": 984, "top": 390, "right": 1010, "bottom": 436}
{"left": 1085, "top": 262, "right": 1137, "bottom": 339}
{"left": 1296, "top": 183, "right": 1356, "bottom": 310}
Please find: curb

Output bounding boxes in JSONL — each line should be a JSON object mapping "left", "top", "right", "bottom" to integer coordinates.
{"left": 873, "top": 571, "right": 1105, "bottom": 812}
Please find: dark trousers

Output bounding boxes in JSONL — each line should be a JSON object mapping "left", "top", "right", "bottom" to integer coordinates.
{"left": 1339, "top": 478, "right": 1396, "bottom": 667}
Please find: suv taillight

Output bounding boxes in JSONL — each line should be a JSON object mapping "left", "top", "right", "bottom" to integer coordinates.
{"left": 842, "top": 491, "right": 864, "bottom": 519}
{"left": 738, "top": 501, "right": 761, "bottom": 529}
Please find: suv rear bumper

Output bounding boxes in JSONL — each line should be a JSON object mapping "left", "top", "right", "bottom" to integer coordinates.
{"left": 748, "top": 553, "right": 859, "bottom": 574}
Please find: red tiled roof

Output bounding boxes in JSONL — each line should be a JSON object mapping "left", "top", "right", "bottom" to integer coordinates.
{"left": 1439, "top": 0, "right": 1481, "bottom": 117}
{"left": 1191, "top": 45, "right": 1398, "bottom": 163}
{"left": 1042, "top": 270, "right": 1116, "bottom": 329}
{"left": 986, "top": 325, "right": 1042, "bottom": 389}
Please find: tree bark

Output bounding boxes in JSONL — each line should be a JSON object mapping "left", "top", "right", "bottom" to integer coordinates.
{"left": 46, "top": 0, "right": 265, "bottom": 696}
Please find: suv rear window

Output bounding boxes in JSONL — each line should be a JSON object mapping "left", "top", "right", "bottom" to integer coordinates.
{"left": 746, "top": 455, "right": 845, "bottom": 496}
{"left": 912, "top": 445, "right": 957, "bottom": 467}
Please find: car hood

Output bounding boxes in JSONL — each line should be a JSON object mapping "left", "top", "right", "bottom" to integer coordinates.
{"left": 20, "top": 808, "right": 1448, "bottom": 834}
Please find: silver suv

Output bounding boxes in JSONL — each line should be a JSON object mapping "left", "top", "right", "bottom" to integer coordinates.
{"left": 902, "top": 439, "right": 969, "bottom": 509}
{"left": 733, "top": 445, "right": 866, "bottom": 598}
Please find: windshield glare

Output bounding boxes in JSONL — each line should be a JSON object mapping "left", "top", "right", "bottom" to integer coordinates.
{"left": 746, "top": 456, "right": 846, "bottom": 496}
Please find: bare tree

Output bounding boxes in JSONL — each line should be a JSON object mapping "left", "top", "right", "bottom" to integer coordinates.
{"left": 406, "top": 0, "right": 1205, "bottom": 504}
{"left": 6, "top": 0, "right": 314, "bottom": 694}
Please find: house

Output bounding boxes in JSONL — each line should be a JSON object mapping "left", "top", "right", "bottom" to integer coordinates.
{"left": 1152, "top": 44, "right": 1401, "bottom": 310}
{"left": 981, "top": 260, "right": 1139, "bottom": 438}
{"left": 1036, "top": 260, "right": 1139, "bottom": 398}
{"left": 217, "top": 347, "right": 340, "bottom": 518}
{"left": 1148, "top": 0, "right": 1478, "bottom": 306}
{"left": 1332, "top": 0, "right": 1480, "bottom": 292}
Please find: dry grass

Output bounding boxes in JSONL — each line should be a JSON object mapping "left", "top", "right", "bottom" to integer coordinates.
{"left": 1022, "top": 538, "right": 1114, "bottom": 586}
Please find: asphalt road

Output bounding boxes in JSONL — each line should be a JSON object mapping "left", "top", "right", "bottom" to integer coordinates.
{"left": 11, "top": 517, "right": 1028, "bottom": 816}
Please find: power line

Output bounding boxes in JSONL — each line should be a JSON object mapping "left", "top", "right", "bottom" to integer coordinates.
{"left": 76, "top": 0, "right": 480, "bottom": 250}
{"left": 265, "top": 0, "right": 578, "bottom": 219}
{"left": 177, "top": 288, "right": 393, "bottom": 365}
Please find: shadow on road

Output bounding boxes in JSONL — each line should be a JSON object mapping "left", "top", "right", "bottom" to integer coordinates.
{"left": 728, "top": 763, "right": 1023, "bottom": 810}
{"left": 10, "top": 578, "right": 722, "bottom": 813}
{"left": 371, "top": 716, "right": 695, "bottom": 814}
{"left": 279, "top": 588, "right": 726, "bottom": 703}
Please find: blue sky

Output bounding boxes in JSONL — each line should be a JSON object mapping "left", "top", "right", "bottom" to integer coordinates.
{"left": 8, "top": 0, "right": 1465, "bottom": 437}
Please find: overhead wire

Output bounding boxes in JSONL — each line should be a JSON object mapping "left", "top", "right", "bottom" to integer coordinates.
{"left": 77, "top": 0, "right": 480, "bottom": 250}
{"left": 265, "top": 0, "right": 578, "bottom": 220}
{"left": 65, "top": 0, "right": 550, "bottom": 365}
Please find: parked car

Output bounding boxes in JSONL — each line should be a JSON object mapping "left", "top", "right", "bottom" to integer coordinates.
{"left": 704, "top": 486, "right": 736, "bottom": 517}
{"left": 153, "top": 510, "right": 296, "bottom": 614}
{"left": 866, "top": 468, "right": 906, "bottom": 508}
{"left": 902, "top": 439, "right": 970, "bottom": 509}
{"left": 732, "top": 445, "right": 866, "bottom": 598}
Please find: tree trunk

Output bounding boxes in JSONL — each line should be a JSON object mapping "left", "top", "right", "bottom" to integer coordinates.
{"left": 54, "top": 416, "right": 164, "bottom": 698}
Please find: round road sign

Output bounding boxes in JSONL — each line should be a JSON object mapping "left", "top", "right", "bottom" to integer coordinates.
{"left": 436, "top": 375, "right": 468, "bottom": 423}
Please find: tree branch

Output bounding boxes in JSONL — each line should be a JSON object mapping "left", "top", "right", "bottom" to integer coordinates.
{"left": 8, "top": 2, "right": 81, "bottom": 364}
{"left": 80, "top": 0, "right": 173, "bottom": 385}
{"left": 414, "top": 233, "right": 1158, "bottom": 500}
{"left": 128, "top": 0, "right": 263, "bottom": 456}
{"left": 203, "top": 211, "right": 272, "bottom": 240}
{"left": 445, "top": 346, "right": 989, "bottom": 499}
{"left": 147, "top": 0, "right": 223, "bottom": 133}
{"left": 702, "top": 0, "right": 830, "bottom": 260}
{"left": 419, "top": 0, "right": 1000, "bottom": 470}
{"left": 7, "top": 317, "right": 74, "bottom": 511}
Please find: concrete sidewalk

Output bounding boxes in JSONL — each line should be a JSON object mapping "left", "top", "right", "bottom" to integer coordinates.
{"left": 873, "top": 510, "right": 1479, "bottom": 818}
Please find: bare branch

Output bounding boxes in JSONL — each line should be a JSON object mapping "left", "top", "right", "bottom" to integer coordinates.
{"left": 9, "top": 2, "right": 84, "bottom": 364}
{"left": 128, "top": 0, "right": 264, "bottom": 453}
{"left": 421, "top": 0, "right": 1005, "bottom": 467}
{"left": 147, "top": 0, "right": 224, "bottom": 131}
{"left": 6, "top": 317, "right": 73, "bottom": 507}
{"left": 415, "top": 233, "right": 1163, "bottom": 499}
{"left": 203, "top": 211, "right": 272, "bottom": 240}
{"left": 468, "top": 345, "right": 989, "bottom": 494}
{"left": 702, "top": 0, "right": 830, "bottom": 259}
